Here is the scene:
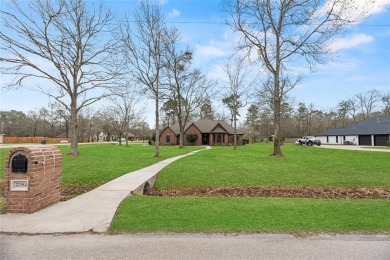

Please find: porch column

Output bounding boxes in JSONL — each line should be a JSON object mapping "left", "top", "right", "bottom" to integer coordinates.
{"left": 371, "top": 135, "right": 375, "bottom": 146}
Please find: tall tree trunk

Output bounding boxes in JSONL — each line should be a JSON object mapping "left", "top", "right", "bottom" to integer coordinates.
{"left": 272, "top": 71, "right": 283, "bottom": 157}
{"left": 233, "top": 114, "right": 237, "bottom": 150}
{"left": 69, "top": 101, "right": 79, "bottom": 156}
{"left": 178, "top": 111, "right": 184, "bottom": 148}
{"left": 179, "top": 127, "right": 184, "bottom": 148}
{"left": 154, "top": 94, "right": 160, "bottom": 157}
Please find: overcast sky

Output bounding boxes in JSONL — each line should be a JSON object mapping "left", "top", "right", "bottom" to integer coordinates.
{"left": 1, "top": 0, "right": 389, "bottom": 126}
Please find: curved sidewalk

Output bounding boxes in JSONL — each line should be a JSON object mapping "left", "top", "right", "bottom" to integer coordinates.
{"left": 0, "top": 147, "right": 210, "bottom": 234}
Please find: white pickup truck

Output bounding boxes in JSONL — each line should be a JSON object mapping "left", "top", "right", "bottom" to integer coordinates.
{"left": 296, "top": 136, "right": 321, "bottom": 146}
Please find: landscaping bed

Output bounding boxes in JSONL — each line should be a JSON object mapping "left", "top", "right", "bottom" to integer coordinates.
{"left": 150, "top": 186, "right": 390, "bottom": 200}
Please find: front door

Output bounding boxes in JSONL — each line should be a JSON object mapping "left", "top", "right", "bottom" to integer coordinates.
{"left": 202, "top": 134, "right": 209, "bottom": 145}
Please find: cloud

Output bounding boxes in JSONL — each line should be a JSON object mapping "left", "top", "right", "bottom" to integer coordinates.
{"left": 159, "top": 0, "right": 169, "bottom": 5}
{"left": 196, "top": 44, "right": 226, "bottom": 58}
{"left": 359, "top": 0, "right": 390, "bottom": 16}
{"left": 168, "top": 8, "right": 180, "bottom": 18}
{"left": 317, "top": 1, "right": 390, "bottom": 25}
{"left": 329, "top": 33, "right": 374, "bottom": 51}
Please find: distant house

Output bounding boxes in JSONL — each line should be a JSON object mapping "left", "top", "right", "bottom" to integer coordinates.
{"left": 160, "top": 119, "right": 245, "bottom": 146}
{"left": 98, "top": 132, "right": 136, "bottom": 142}
{"left": 317, "top": 116, "right": 390, "bottom": 146}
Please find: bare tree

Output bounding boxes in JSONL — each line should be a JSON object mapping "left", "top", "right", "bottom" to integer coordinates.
{"left": 105, "top": 90, "right": 143, "bottom": 147}
{"left": 222, "top": 59, "right": 255, "bottom": 149}
{"left": 0, "top": 0, "right": 121, "bottom": 155}
{"left": 356, "top": 89, "right": 382, "bottom": 119}
{"left": 382, "top": 94, "right": 390, "bottom": 116}
{"left": 244, "top": 104, "right": 261, "bottom": 143}
{"left": 163, "top": 28, "right": 214, "bottom": 148}
{"left": 116, "top": 1, "right": 166, "bottom": 156}
{"left": 223, "top": 0, "right": 366, "bottom": 156}
{"left": 347, "top": 97, "right": 359, "bottom": 122}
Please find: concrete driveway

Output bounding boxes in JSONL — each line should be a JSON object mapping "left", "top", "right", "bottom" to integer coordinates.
{"left": 316, "top": 145, "right": 390, "bottom": 152}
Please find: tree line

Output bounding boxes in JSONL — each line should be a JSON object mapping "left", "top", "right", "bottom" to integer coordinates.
{"left": 0, "top": 103, "right": 151, "bottom": 144}
{"left": 243, "top": 89, "right": 390, "bottom": 143}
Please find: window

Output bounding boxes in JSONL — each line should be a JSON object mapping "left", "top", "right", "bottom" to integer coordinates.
{"left": 166, "top": 134, "right": 170, "bottom": 143}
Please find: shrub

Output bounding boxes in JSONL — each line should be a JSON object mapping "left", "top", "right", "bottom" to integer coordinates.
{"left": 186, "top": 134, "right": 198, "bottom": 145}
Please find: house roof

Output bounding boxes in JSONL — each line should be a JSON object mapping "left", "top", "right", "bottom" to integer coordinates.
{"left": 318, "top": 116, "right": 390, "bottom": 136}
{"left": 165, "top": 119, "right": 244, "bottom": 135}
{"left": 211, "top": 125, "right": 227, "bottom": 133}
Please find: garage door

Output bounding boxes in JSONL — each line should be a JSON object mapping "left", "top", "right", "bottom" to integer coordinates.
{"left": 374, "top": 135, "right": 389, "bottom": 146}
{"left": 359, "top": 135, "right": 372, "bottom": 145}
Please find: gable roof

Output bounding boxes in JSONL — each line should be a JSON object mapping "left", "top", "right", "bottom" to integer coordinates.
{"left": 318, "top": 116, "right": 390, "bottom": 136}
{"left": 166, "top": 119, "right": 244, "bottom": 135}
{"left": 211, "top": 125, "right": 227, "bottom": 133}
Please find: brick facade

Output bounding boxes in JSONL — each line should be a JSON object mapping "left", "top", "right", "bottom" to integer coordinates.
{"left": 160, "top": 127, "right": 178, "bottom": 145}
{"left": 184, "top": 124, "right": 202, "bottom": 146}
{"left": 4, "top": 146, "right": 62, "bottom": 213}
{"left": 159, "top": 120, "right": 244, "bottom": 146}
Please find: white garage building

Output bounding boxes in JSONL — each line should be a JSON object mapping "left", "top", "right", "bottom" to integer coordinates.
{"left": 317, "top": 116, "right": 390, "bottom": 146}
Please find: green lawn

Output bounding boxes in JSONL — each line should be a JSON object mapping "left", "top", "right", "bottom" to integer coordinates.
{"left": 111, "top": 143, "right": 390, "bottom": 233}
{"left": 0, "top": 144, "right": 202, "bottom": 186}
{"left": 111, "top": 196, "right": 390, "bottom": 233}
{"left": 0, "top": 143, "right": 203, "bottom": 212}
{"left": 58, "top": 144, "right": 202, "bottom": 186}
{"left": 156, "top": 143, "right": 390, "bottom": 190}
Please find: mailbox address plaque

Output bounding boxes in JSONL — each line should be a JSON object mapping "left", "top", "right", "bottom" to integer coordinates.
{"left": 10, "top": 180, "right": 29, "bottom": 191}
{"left": 11, "top": 154, "right": 28, "bottom": 173}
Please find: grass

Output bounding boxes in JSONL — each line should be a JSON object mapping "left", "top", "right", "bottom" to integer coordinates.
{"left": 57, "top": 144, "right": 202, "bottom": 186}
{"left": 111, "top": 143, "right": 390, "bottom": 233}
{"left": 111, "top": 196, "right": 390, "bottom": 233}
{"left": 0, "top": 143, "right": 204, "bottom": 212}
{"left": 0, "top": 144, "right": 202, "bottom": 186}
{"left": 2, "top": 143, "right": 389, "bottom": 233}
{"left": 156, "top": 143, "right": 390, "bottom": 190}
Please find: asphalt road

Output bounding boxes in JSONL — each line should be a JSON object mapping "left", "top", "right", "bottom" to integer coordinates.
{"left": 1, "top": 233, "right": 389, "bottom": 260}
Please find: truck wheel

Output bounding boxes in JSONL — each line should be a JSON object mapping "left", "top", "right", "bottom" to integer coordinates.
{"left": 308, "top": 141, "right": 313, "bottom": 146}
{"left": 317, "top": 142, "right": 321, "bottom": 146}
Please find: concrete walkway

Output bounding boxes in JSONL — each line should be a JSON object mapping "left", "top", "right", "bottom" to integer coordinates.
{"left": 0, "top": 147, "right": 211, "bottom": 234}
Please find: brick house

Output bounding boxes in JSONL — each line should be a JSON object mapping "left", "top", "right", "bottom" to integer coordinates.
{"left": 159, "top": 119, "right": 244, "bottom": 146}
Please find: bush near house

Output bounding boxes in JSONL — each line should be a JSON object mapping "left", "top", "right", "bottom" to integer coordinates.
{"left": 186, "top": 134, "right": 198, "bottom": 145}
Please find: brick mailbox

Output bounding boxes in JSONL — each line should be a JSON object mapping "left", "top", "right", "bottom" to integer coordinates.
{"left": 4, "top": 146, "right": 62, "bottom": 213}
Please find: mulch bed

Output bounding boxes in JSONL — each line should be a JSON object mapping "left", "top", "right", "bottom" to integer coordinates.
{"left": 1, "top": 181, "right": 389, "bottom": 200}
{"left": 150, "top": 186, "right": 390, "bottom": 199}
